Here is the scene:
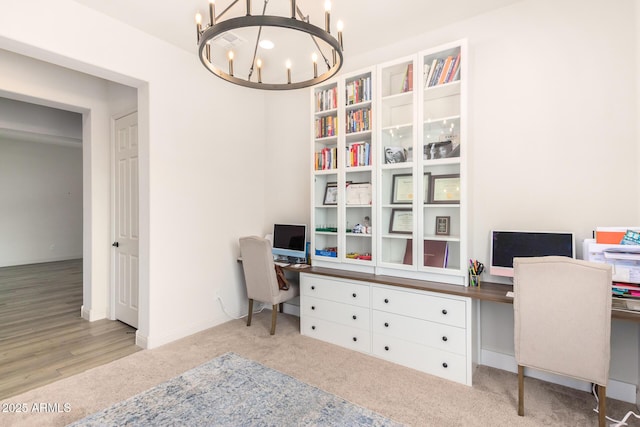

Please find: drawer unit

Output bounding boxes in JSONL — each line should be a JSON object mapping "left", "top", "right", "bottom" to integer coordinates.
{"left": 302, "top": 295, "right": 370, "bottom": 330}
{"left": 371, "top": 333, "right": 467, "bottom": 384}
{"left": 301, "top": 275, "right": 370, "bottom": 308}
{"left": 301, "top": 317, "right": 371, "bottom": 353}
{"left": 371, "top": 286, "right": 466, "bottom": 328}
{"left": 372, "top": 310, "right": 466, "bottom": 355}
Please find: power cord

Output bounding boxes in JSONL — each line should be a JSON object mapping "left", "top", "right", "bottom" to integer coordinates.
{"left": 592, "top": 383, "right": 640, "bottom": 426}
{"left": 216, "top": 294, "right": 264, "bottom": 320}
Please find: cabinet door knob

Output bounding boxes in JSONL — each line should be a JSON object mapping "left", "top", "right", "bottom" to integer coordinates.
{"left": 311, "top": 325, "right": 316, "bottom": 330}
{"left": 384, "top": 322, "right": 389, "bottom": 327}
{"left": 352, "top": 293, "right": 357, "bottom": 298}
{"left": 384, "top": 346, "right": 389, "bottom": 351}
{"left": 311, "top": 306, "right": 315, "bottom": 310}
{"left": 112, "top": 242, "right": 119, "bottom": 247}
{"left": 442, "top": 336, "right": 448, "bottom": 342}
{"left": 442, "top": 362, "right": 448, "bottom": 368}
{"left": 442, "top": 309, "right": 448, "bottom": 315}
{"left": 352, "top": 315, "right": 357, "bottom": 320}
{"left": 384, "top": 298, "right": 389, "bottom": 304}
{"left": 352, "top": 337, "right": 357, "bottom": 342}
{"left": 311, "top": 286, "right": 315, "bottom": 290}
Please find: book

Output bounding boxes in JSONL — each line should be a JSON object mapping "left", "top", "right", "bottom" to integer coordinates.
{"left": 425, "top": 59, "right": 437, "bottom": 88}
{"left": 447, "top": 53, "right": 461, "bottom": 83}
{"left": 424, "top": 240, "right": 449, "bottom": 268}
{"left": 437, "top": 56, "right": 453, "bottom": 85}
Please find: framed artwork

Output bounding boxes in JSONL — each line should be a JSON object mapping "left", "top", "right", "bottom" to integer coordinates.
{"left": 323, "top": 182, "right": 338, "bottom": 205}
{"left": 435, "top": 216, "right": 450, "bottom": 236}
{"left": 391, "top": 174, "right": 413, "bottom": 204}
{"left": 389, "top": 208, "right": 413, "bottom": 234}
{"left": 346, "top": 182, "right": 372, "bottom": 205}
{"left": 429, "top": 174, "right": 460, "bottom": 204}
{"left": 384, "top": 146, "right": 407, "bottom": 164}
{"left": 423, "top": 172, "right": 431, "bottom": 204}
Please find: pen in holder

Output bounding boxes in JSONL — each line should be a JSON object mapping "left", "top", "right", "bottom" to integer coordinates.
{"left": 469, "top": 259, "right": 484, "bottom": 287}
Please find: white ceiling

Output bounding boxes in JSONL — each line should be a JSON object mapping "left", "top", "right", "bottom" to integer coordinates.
{"left": 72, "top": 0, "right": 522, "bottom": 84}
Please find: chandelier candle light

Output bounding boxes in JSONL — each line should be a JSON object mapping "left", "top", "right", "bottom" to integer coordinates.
{"left": 194, "top": 0, "right": 344, "bottom": 90}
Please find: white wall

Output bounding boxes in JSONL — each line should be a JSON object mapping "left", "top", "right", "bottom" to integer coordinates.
{"left": 267, "top": 0, "right": 639, "bottom": 394}
{"left": 0, "top": 136, "right": 82, "bottom": 266}
{"left": 0, "top": 0, "right": 266, "bottom": 348}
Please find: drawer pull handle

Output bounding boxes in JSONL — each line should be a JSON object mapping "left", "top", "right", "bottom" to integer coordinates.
{"left": 384, "top": 298, "right": 389, "bottom": 304}
{"left": 442, "top": 309, "right": 448, "bottom": 315}
{"left": 352, "top": 337, "right": 357, "bottom": 342}
{"left": 384, "top": 346, "right": 389, "bottom": 351}
{"left": 442, "top": 362, "right": 448, "bottom": 368}
{"left": 352, "top": 315, "right": 357, "bottom": 320}
{"left": 352, "top": 293, "right": 357, "bottom": 298}
{"left": 311, "top": 326, "right": 316, "bottom": 330}
{"left": 311, "top": 286, "right": 315, "bottom": 290}
{"left": 311, "top": 306, "right": 315, "bottom": 310}
{"left": 442, "top": 336, "right": 448, "bottom": 342}
{"left": 384, "top": 322, "right": 389, "bottom": 328}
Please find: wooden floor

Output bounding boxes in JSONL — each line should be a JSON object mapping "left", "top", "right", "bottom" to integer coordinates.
{"left": 0, "top": 259, "right": 140, "bottom": 400}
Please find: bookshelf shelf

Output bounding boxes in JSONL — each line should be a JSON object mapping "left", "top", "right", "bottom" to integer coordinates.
{"left": 310, "top": 40, "right": 467, "bottom": 285}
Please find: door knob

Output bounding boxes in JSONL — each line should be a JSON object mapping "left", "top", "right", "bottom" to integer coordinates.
{"left": 112, "top": 242, "right": 119, "bottom": 247}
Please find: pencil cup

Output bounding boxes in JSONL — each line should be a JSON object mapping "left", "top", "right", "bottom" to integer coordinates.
{"left": 470, "top": 274, "right": 480, "bottom": 287}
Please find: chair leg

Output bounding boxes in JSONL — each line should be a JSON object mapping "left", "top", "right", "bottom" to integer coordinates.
{"left": 597, "top": 384, "right": 606, "bottom": 427}
{"left": 517, "top": 365, "right": 524, "bottom": 416}
{"left": 279, "top": 302, "right": 284, "bottom": 312}
{"left": 247, "top": 299, "right": 253, "bottom": 327}
{"left": 270, "top": 304, "right": 278, "bottom": 335}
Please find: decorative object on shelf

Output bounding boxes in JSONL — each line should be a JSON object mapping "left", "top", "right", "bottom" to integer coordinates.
{"left": 323, "top": 182, "right": 338, "bottom": 205}
{"left": 429, "top": 174, "right": 460, "bottom": 204}
{"left": 391, "top": 174, "right": 413, "bottom": 204}
{"left": 194, "top": 0, "right": 344, "bottom": 90}
{"left": 384, "top": 146, "right": 407, "bottom": 164}
{"left": 346, "top": 182, "right": 372, "bottom": 205}
{"left": 389, "top": 208, "right": 412, "bottom": 234}
{"left": 435, "top": 216, "right": 451, "bottom": 236}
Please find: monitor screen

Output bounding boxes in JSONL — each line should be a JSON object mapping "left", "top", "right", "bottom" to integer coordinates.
{"left": 272, "top": 224, "right": 307, "bottom": 260}
{"left": 489, "top": 230, "right": 575, "bottom": 278}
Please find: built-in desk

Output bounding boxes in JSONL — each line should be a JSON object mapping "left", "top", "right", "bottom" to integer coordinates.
{"left": 304, "top": 266, "right": 640, "bottom": 322}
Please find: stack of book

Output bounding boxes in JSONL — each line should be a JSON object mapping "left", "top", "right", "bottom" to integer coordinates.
{"left": 314, "top": 147, "right": 338, "bottom": 170}
{"left": 315, "top": 116, "right": 337, "bottom": 138}
{"left": 345, "top": 76, "right": 372, "bottom": 105}
{"left": 424, "top": 53, "right": 461, "bottom": 88}
{"left": 345, "top": 142, "right": 371, "bottom": 168}
{"left": 315, "top": 86, "right": 338, "bottom": 112}
{"left": 345, "top": 107, "right": 371, "bottom": 134}
{"left": 401, "top": 63, "right": 413, "bottom": 93}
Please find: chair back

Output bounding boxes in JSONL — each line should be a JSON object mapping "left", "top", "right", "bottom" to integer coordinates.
{"left": 239, "top": 236, "right": 280, "bottom": 304}
{"left": 514, "top": 256, "right": 612, "bottom": 386}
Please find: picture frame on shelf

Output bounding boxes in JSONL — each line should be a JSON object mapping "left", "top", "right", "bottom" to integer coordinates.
{"left": 424, "top": 140, "right": 460, "bottom": 160}
{"left": 423, "top": 172, "right": 431, "bottom": 204}
{"left": 346, "top": 182, "right": 372, "bottom": 205}
{"left": 323, "top": 182, "right": 338, "bottom": 205}
{"left": 391, "top": 174, "right": 413, "bottom": 204}
{"left": 389, "top": 208, "right": 413, "bottom": 234}
{"left": 384, "top": 146, "right": 407, "bottom": 164}
{"left": 429, "top": 174, "right": 460, "bottom": 204}
{"left": 435, "top": 216, "right": 451, "bottom": 236}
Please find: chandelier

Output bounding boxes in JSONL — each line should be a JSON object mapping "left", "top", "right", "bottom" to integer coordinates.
{"left": 195, "top": 0, "right": 344, "bottom": 90}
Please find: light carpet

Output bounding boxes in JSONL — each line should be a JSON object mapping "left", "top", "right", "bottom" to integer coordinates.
{"left": 68, "top": 352, "right": 402, "bottom": 427}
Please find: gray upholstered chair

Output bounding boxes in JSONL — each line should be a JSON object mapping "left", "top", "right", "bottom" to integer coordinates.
{"left": 513, "top": 256, "right": 612, "bottom": 427}
{"left": 239, "top": 236, "right": 299, "bottom": 335}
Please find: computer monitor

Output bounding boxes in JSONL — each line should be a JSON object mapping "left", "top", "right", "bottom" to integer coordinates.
{"left": 489, "top": 230, "right": 575, "bottom": 278}
{"left": 272, "top": 224, "right": 307, "bottom": 261}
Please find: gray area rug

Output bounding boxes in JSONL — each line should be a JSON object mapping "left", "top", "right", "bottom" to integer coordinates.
{"left": 68, "top": 352, "right": 403, "bottom": 426}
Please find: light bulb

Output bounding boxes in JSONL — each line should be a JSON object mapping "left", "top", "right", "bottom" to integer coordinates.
{"left": 312, "top": 53, "right": 318, "bottom": 63}
{"left": 257, "top": 59, "right": 262, "bottom": 68}
{"left": 195, "top": 13, "right": 202, "bottom": 24}
{"left": 324, "top": 0, "right": 331, "bottom": 12}
{"left": 228, "top": 51, "right": 234, "bottom": 60}
{"left": 337, "top": 20, "right": 344, "bottom": 31}
{"left": 286, "top": 60, "right": 292, "bottom": 69}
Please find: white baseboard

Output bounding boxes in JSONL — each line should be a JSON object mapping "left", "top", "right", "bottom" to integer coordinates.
{"left": 481, "top": 349, "right": 636, "bottom": 404}
{"left": 0, "top": 255, "right": 82, "bottom": 268}
{"left": 141, "top": 316, "right": 228, "bottom": 349}
{"left": 80, "top": 305, "right": 107, "bottom": 321}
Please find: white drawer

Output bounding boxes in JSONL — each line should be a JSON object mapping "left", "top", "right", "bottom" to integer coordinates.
{"left": 301, "top": 295, "right": 370, "bottom": 330}
{"left": 371, "top": 286, "right": 466, "bottom": 327}
{"left": 301, "top": 317, "right": 371, "bottom": 353}
{"left": 372, "top": 310, "right": 466, "bottom": 356}
{"left": 372, "top": 333, "right": 468, "bottom": 385}
{"left": 301, "top": 275, "right": 370, "bottom": 308}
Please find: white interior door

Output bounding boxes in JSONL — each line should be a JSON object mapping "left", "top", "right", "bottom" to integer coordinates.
{"left": 113, "top": 112, "right": 139, "bottom": 328}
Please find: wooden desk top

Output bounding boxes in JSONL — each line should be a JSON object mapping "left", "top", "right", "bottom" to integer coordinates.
{"left": 303, "top": 266, "right": 640, "bottom": 323}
